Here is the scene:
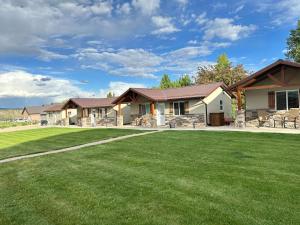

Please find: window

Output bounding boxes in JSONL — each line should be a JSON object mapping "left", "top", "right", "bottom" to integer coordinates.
{"left": 173, "top": 102, "right": 185, "bottom": 115}
{"left": 288, "top": 91, "right": 299, "bottom": 109}
{"left": 139, "top": 103, "right": 150, "bottom": 115}
{"left": 276, "top": 90, "right": 299, "bottom": 110}
{"left": 220, "top": 100, "right": 223, "bottom": 111}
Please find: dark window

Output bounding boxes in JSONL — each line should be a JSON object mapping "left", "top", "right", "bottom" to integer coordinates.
{"left": 139, "top": 104, "right": 146, "bottom": 115}
{"left": 288, "top": 91, "right": 299, "bottom": 109}
{"left": 276, "top": 92, "right": 286, "bottom": 110}
{"left": 220, "top": 100, "right": 223, "bottom": 111}
{"left": 173, "top": 102, "right": 185, "bottom": 115}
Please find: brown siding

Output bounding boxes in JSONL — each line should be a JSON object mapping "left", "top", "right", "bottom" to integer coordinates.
{"left": 268, "top": 91, "right": 275, "bottom": 110}
{"left": 169, "top": 102, "right": 173, "bottom": 114}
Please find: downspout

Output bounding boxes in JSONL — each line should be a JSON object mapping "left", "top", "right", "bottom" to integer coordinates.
{"left": 201, "top": 99, "right": 208, "bottom": 126}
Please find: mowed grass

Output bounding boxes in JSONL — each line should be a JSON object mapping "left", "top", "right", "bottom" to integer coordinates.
{"left": 0, "top": 121, "right": 33, "bottom": 129}
{"left": 0, "top": 127, "right": 143, "bottom": 159}
{"left": 0, "top": 131, "right": 299, "bottom": 225}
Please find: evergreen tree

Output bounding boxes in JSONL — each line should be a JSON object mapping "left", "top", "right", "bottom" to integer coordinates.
{"left": 286, "top": 20, "right": 300, "bottom": 62}
{"left": 159, "top": 74, "right": 173, "bottom": 89}
{"left": 107, "top": 92, "right": 115, "bottom": 98}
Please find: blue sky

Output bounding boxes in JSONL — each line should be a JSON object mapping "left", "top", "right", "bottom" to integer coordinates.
{"left": 0, "top": 0, "right": 299, "bottom": 108}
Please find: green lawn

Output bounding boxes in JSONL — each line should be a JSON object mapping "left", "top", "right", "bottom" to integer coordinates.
{"left": 0, "top": 127, "right": 143, "bottom": 160}
{"left": 0, "top": 131, "right": 299, "bottom": 225}
{"left": 0, "top": 121, "right": 33, "bottom": 129}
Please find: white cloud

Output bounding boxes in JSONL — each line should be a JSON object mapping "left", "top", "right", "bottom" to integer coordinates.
{"left": 75, "top": 40, "right": 230, "bottom": 78}
{"left": 0, "top": 71, "right": 96, "bottom": 102}
{"left": 188, "top": 40, "right": 198, "bottom": 45}
{"left": 195, "top": 12, "right": 207, "bottom": 25}
{"left": 151, "top": 16, "right": 180, "bottom": 35}
{"left": 38, "top": 50, "right": 68, "bottom": 62}
{"left": 257, "top": 0, "right": 300, "bottom": 25}
{"left": 0, "top": 0, "right": 159, "bottom": 60}
{"left": 234, "top": 5, "right": 244, "bottom": 13}
{"left": 116, "top": 3, "right": 131, "bottom": 15}
{"left": 203, "top": 18, "right": 256, "bottom": 41}
{"left": 90, "top": 1, "right": 113, "bottom": 16}
{"left": 166, "top": 41, "right": 230, "bottom": 59}
{"left": 175, "top": 0, "right": 188, "bottom": 6}
{"left": 132, "top": 0, "right": 160, "bottom": 15}
{"left": 75, "top": 48, "right": 163, "bottom": 78}
{"left": 99, "top": 81, "right": 146, "bottom": 97}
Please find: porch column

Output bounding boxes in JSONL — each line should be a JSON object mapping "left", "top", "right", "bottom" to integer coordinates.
{"left": 117, "top": 104, "right": 123, "bottom": 127}
{"left": 150, "top": 102, "right": 155, "bottom": 116}
{"left": 237, "top": 88, "right": 242, "bottom": 110}
{"left": 65, "top": 109, "right": 69, "bottom": 126}
{"left": 118, "top": 104, "right": 122, "bottom": 116}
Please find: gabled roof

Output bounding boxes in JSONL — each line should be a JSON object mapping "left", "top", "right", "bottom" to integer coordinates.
{"left": 22, "top": 105, "right": 49, "bottom": 115}
{"left": 63, "top": 97, "right": 117, "bottom": 109}
{"left": 229, "top": 59, "right": 300, "bottom": 90}
{"left": 44, "top": 103, "right": 64, "bottom": 112}
{"left": 112, "top": 82, "right": 231, "bottom": 104}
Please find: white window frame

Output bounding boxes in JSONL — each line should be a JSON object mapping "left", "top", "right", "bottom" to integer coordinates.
{"left": 275, "top": 89, "right": 300, "bottom": 111}
{"left": 219, "top": 99, "right": 224, "bottom": 111}
{"left": 173, "top": 101, "right": 185, "bottom": 116}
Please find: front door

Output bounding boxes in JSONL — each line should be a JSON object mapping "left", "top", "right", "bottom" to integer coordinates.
{"left": 156, "top": 103, "right": 165, "bottom": 126}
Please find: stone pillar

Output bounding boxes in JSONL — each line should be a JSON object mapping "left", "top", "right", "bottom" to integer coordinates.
{"left": 235, "top": 110, "right": 245, "bottom": 128}
{"left": 117, "top": 104, "right": 123, "bottom": 127}
{"left": 117, "top": 116, "right": 123, "bottom": 127}
{"left": 237, "top": 89, "right": 242, "bottom": 111}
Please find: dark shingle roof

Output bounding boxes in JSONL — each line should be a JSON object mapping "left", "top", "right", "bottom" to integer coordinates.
{"left": 229, "top": 59, "right": 300, "bottom": 91}
{"left": 63, "top": 97, "right": 117, "bottom": 108}
{"left": 44, "top": 103, "right": 64, "bottom": 112}
{"left": 113, "top": 82, "right": 229, "bottom": 104}
{"left": 22, "top": 105, "right": 49, "bottom": 115}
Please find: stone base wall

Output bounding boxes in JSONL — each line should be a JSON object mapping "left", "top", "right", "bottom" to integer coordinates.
{"left": 244, "top": 109, "right": 299, "bottom": 128}
{"left": 131, "top": 114, "right": 157, "bottom": 128}
{"left": 97, "top": 117, "right": 116, "bottom": 126}
{"left": 78, "top": 117, "right": 116, "bottom": 127}
{"left": 165, "top": 114, "right": 205, "bottom": 128}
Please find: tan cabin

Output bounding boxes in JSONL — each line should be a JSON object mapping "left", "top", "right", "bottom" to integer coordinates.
{"left": 230, "top": 60, "right": 300, "bottom": 128}
{"left": 113, "top": 82, "right": 233, "bottom": 128}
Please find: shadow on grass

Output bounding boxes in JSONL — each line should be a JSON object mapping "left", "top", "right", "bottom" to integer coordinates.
{"left": 0, "top": 128, "right": 143, "bottom": 160}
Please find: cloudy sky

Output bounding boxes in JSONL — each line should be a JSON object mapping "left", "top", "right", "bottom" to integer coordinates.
{"left": 0, "top": 0, "right": 299, "bottom": 108}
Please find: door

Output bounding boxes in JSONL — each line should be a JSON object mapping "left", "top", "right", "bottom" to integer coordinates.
{"left": 156, "top": 103, "right": 165, "bottom": 126}
{"left": 90, "top": 109, "right": 96, "bottom": 127}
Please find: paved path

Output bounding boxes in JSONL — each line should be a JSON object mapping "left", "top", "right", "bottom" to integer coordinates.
{"left": 0, "top": 130, "right": 161, "bottom": 165}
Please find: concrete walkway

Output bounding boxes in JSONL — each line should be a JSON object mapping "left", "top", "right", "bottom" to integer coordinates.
{"left": 0, "top": 130, "right": 161, "bottom": 165}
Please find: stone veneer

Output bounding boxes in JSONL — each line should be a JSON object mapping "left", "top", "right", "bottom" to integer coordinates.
{"left": 243, "top": 109, "right": 299, "bottom": 129}
{"left": 129, "top": 113, "right": 206, "bottom": 128}
{"left": 165, "top": 114, "right": 206, "bottom": 128}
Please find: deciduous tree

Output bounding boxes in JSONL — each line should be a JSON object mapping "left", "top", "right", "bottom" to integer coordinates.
{"left": 286, "top": 20, "right": 300, "bottom": 63}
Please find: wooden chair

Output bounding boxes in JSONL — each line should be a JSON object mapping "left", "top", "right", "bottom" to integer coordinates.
{"left": 283, "top": 109, "right": 300, "bottom": 129}
{"left": 257, "top": 110, "right": 270, "bottom": 127}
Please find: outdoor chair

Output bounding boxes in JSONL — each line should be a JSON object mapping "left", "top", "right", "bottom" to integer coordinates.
{"left": 272, "top": 113, "right": 284, "bottom": 128}
{"left": 283, "top": 109, "right": 300, "bottom": 129}
{"left": 257, "top": 110, "right": 270, "bottom": 127}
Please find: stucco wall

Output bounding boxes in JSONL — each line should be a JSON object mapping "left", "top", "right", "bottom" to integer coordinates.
{"left": 46, "top": 112, "right": 62, "bottom": 125}
{"left": 29, "top": 113, "right": 41, "bottom": 122}
{"left": 203, "top": 87, "right": 232, "bottom": 123}
{"left": 246, "top": 87, "right": 300, "bottom": 110}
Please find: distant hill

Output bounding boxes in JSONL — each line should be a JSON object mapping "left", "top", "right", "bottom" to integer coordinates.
{"left": 0, "top": 109, "right": 23, "bottom": 120}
